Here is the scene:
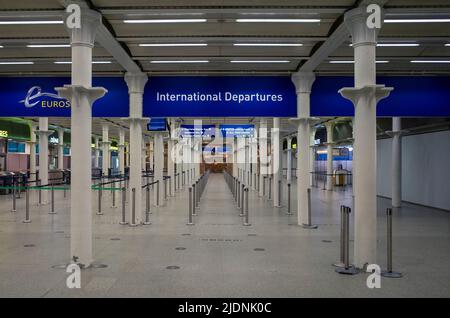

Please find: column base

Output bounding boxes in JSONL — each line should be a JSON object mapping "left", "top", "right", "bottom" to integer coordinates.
{"left": 301, "top": 223, "right": 318, "bottom": 229}
{"left": 381, "top": 270, "right": 403, "bottom": 278}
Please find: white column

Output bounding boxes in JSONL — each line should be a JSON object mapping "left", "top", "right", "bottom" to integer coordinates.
{"left": 290, "top": 72, "right": 316, "bottom": 226}
{"left": 124, "top": 73, "right": 148, "bottom": 225}
{"left": 37, "top": 118, "right": 53, "bottom": 204}
{"left": 142, "top": 136, "right": 147, "bottom": 171}
{"left": 259, "top": 119, "right": 268, "bottom": 197}
{"left": 154, "top": 132, "right": 164, "bottom": 205}
{"left": 101, "top": 123, "right": 110, "bottom": 176}
{"left": 338, "top": 7, "right": 393, "bottom": 268}
{"left": 325, "top": 122, "right": 334, "bottom": 191}
{"left": 118, "top": 129, "right": 125, "bottom": 175}
{"left": 55, "top": 6, "right": 106, "bottom": 267}
{"left": 94, "top": 136, "right": 100, "bottom": 169}
{"left": 390, "top": 117, "right": 403, "bottom": 208}
{"left": 28, "top": 123, "right": 38, "bottom": 181}
{"left": 272, "top": 118, "right": 281, "bottom": 207}
{"left": 286, "top": 137, "right": 292, "bottom": 185}
{"left": 57, "top": 128, "right": 64, "bottom": 170}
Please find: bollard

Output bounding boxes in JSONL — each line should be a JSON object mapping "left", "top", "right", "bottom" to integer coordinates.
{"left": 335, "top": 206, "right": 358, "bottom": 275}
{"left": 187, "top": 187, "right": 194, "bottom": 225}
{"left": 97, "top": 187, "right": 103, "bottom": 215}
{"left": 268, "top": 177, "right": 272, "bottom": 200}
{"left": 49, "top": 186, "right": 56, "bottom": 214}
{"left": 143, "top": 186, "right": 151, "bottom": 225}
{"left": 156, "top": 180, "right": 160, "bottom": 206}
{"left": 237, "top": 181, "right": 241, "bottom": 209}
{"left": 240, "top": 184, "right": 245, "bottom": 217}
{"left": 381, "top": 208, "right": 402, "bottom": 278}
{"left": 243, "top": 188, "right": 251, "bottom": 226}
{"left": 278, "top": 179, "right": 282, "bottom": 207}
{"left": 164, "top": 178, "right": 167, "bottom": 200}
{"left": 38, "top": 180, "right": 42, "bottom": 205}
{"left": 23, "top": 187, "right": 31, "bottom": 223}
{"left": 196, "top": 180, "right": 199, "bottom": 207}
{"left": 333, "top": 206, "right": 346, "bottom": 267}
{"left": 119, "top": 187, "right": 127, "bottom": 225}
{"left": 263, "top": 176, "right": 266, "bottom": 197}
{"left": 111, "top": 184, "right": 117, "bottom": 208}
{"left": 130, "top": 188, "right": 137, "bottom": 227}
{"left": 287, "top": 183, "right": 292, "bottom": 215}
{"left": 11, "top": 181, "right": 16, "bottom": 212}
{"left": 302, "top": 188, "right": 318, "bottom": 229}
{"left": 192, "top": 183, "right": 197, "bottom": 216}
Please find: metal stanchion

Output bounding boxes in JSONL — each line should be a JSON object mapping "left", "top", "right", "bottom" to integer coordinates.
{"left": 278, "top": 179, "right": 282, "bottom": 207}
{"left": 23, "top": 187, "right": 31, "bottom": 223}
{"left": 287, "top": 183, "right": 292, "bottom": 215}
{"left": 169, "top": 176, "right": 172, "bottom": 196}
{"left": 11, "top": 181, "right": 16, "bottom": 212}
{"left": 164, "top": 178, "right": 167, "bottom": 200}
{"left": 119, "top": 187, "right": 127, "bottom": 225}
{"left": 156, "top": 180, "right": 160, "bottom": 206}
{"left": 38, "top": 180, "right": 42, "bottom": 205}
{"left": 381, "top": 208, "right": 402, "bottom": 278}
{"left": 237, "top": 181, "right": 241, "bottom": 209}
{"left": 333, "top": 205, "right": 346, "bottom": 267}
{"left": 263, "top": 176, "right": 266, "bottom": 197}
{"left": 187, "top": 187, "right": 194, "bottom": 225}
{"left": 195, "top": 180, "right": 199, "bottom": 208}
{"left": 97, "top": 187, "right": 103, "bottom": 215}
{"left": 192, "top": 183, "right": 197, "bottom": 216}
{"left": 301, "top": 188, "right": 317, "bottom": 229}
{"left": 143, "top": 186, "right": 151, "bottom": 225}
{"left": 243, "top": 188, "right": 251, "bottom": 226}
{"left": 111, "top": 183, "right": 117, "bottom": 208}
{"left": 130, "top": 188, "right": 137, "bottom": 227}
{"left": 335, "top": 206, "right": 358, "bottom": 275}
{"left": 240, "top": 184, "right": 245, "bottom": 217}
{"left": 268, "top": 177, "right": 272, "bottom": 200}
{"left": 49, "top": 186, "right": 56, "bottom": 214}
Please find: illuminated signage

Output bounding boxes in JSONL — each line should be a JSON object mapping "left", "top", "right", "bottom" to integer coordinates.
{"left": 49, "top": 137, "right": 59, "bottom": 144}
{"left": 0, "top": 130, "right": 8, "bottom": 138}
{"left": 180, "top": 124, "right": 216, "bottom": 137}
{"left": 219, "top": 124, "right": 254, "bottom": 138}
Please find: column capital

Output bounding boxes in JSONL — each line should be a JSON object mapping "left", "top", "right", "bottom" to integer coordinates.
{"left": 125, "top": 72, "right": 148, "bottom": 94}
{"left": 339, "top": 84, "right": 393, "bottom": 107}
{"left": 288, "top": 117, "right": 320, "bottom": 127}
{"left": 291, "top": 72, "right": 316, "bottom": 94}
{"left": 66, "top": 3, "right": 102, "bottom": 47}
{"left": 56, "top": 85, "right": 107, "bottom": 105}
{"left": 344, "top": 6, "right": 384, "bottom": 47}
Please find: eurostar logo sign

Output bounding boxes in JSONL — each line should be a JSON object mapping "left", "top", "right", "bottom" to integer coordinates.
{"left": 19, "top": 86, "right": 70, "bottom": 108}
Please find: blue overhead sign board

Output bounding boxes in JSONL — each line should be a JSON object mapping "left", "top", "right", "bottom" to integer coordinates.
{"left": 220, "top": 124, "right": 255, "bottom": 138}
{"left": 0, "top": 77, "right": 129, "bottom": 117}
{"left": 0, "top": 76, "right": 449, "bottom": 118}
{"left": 144, "top": 76, "right": 297, "bottom": 117}
{"left": 179, "top": 124, "right": 216, "bottom": 137}
{"left": 147, "top": 118, "right": 168, "bottom": 132}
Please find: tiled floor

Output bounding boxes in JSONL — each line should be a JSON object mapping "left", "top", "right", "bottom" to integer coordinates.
{"left": 0, "top": 173, "right": 449, "bottom": 297}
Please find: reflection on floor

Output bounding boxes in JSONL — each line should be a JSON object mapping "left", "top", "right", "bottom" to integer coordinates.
{"left": 0, "top": 173, "right": 449, "bottom": 297}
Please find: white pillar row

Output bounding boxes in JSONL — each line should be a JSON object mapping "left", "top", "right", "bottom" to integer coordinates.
{"left": 290, "top": 72, "right": 316, "bottom": 226}
{"left": 57, "top": 128, "right": 64, "bottom": 170}
{"left": 94, "top": 136, "right": 100, "bottom": 169}
{"left": 55, "top": 6, "right": 106, "bottom": 267}
{"left": 389, "top": 117, "right": 404, "bottom": 208}
{"left": 309, "top": 127, "right": 317, "bottom": 187}
{"left": 259, "top": 119, "right": 268, "bottom": 197}
{"left": 101, "top": 124, "right": 110, "bottom": 176}
{"left": 153, "top": 133, "right": 164, "bottom": 205}
{"left": 118, "top": 129, "right": 125, "bottom": 175}
{"left": 37, "top": 118, "right": 53, "bottom": 204}
{"left": 325, "top": 121, "right": 335, "bottom": 191}
{"left": 272, "top": 118, "right": 281, "bottom": 207}
{"left": 286, "top": 137, "right": 292, "bottom": 185}
{"left": 124, "top": 72, "right": 148, "bottom": 225}
{"left": 28, "top": 123, "right": 38, "bottom": 181}
{"left": 338, "top": 7, "right": 393, "bottom": 268}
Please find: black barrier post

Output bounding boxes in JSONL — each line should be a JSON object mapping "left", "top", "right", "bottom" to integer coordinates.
{"left": 143, "top": 186, "right": 151, "bottom": 225}
{"left": 381, "top": 208, "right": 403, "bottom": 278}
{"left": 243, "top": 187, "right": 251, "bottom": 226}
{"left": 97, "top": 187, "right": 103, "bottom": 215}
{"left": 301, "top": 188, "right": 318, "bottom": 229}
{"left": 23, "top": 187, "right": 31, "bottom": 223}
{"left": 130, "top": 188, "right": 137, "bottom": 227}
{"left": 49, "top": 185, "right": 56, "bottom": 214}
{"left": 333, "top": 205, "right": 346, "bottom": 268}
{"left": 335, "top": 206, "right": 358, "bottom": 275}
{"left": 187, "top": 187, "right": 194, "bottom": 225}
{"left": 287, "top": 183, "right": 292, "bottom": 215}
{"left": 119, "top": 187, "right": 127, "bottom": 225}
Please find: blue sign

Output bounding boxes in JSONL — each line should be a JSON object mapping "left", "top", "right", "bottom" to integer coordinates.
{"left": 203, "top": 145, "right": 230, "bottom": 153}
{"left": 310, "top": 76, "right": 450, "bottom": 117}
{"left": 144, "top": 76, "right": 297, "bottom": 117}
{"left": 220, "top": 124, "right": 254, "bottom": 138}
{"left": 179, "top": 124, "right": 216, "bottom": 137}
{"left": 0, "top": 77, "right": 129, "bottom": 117}
{"left": 147, "top": 118, "right": 167, "bottom": 131}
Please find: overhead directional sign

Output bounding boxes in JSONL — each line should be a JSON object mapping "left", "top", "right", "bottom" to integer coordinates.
{"left": 220, "top": 124, "right": 255, "bottom": 138}
{"left": 179, "top": 124, "right": 216, "bottom": 137}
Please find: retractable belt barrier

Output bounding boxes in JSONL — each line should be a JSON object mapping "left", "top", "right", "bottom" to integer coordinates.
{"left": 187, "top": 170, "right": 210, "bottom": 225}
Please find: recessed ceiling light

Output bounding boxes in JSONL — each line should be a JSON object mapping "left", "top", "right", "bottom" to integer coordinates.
{"left": 0, "top": 20, "right": 63, "bottom": 25}
{"left": 0, "top": 45, "right": 3, "bottom": 48}
{"left": 150, "top": 60, "right": 209, "bottom": 63}
{"left": 233, "top": 43, "right": 303, "bottom": 47}
{"left": 27, "top": 44, "right": 70, "bottom": 48}
{"left": 384, "top": 19, "right": 450, "bottom": 23}
{"left": 124, "top": 19, "right": 207, "bottom": 23}
{"left": 0, "top": 61, "right": 34, "bottom": 65}
{"left": 329, "top": 60, "right": 389, "bottom": 64}
{"left": 139, "top": 43, "right": 208, "bottom": 47}
{"left": 54, "top": 61, "right": 112, "bottom": 64}
{"left": 236, "top": 18, "right": 320, "bottom": 23}
{"left": 445, "top": 44, "right": 450, "bottom": 47}
{"left": 410, "top": 60, "right": 450, "bottom": 63}
{"left": 230, "top": 60, "right": 290, "bottom": 63}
